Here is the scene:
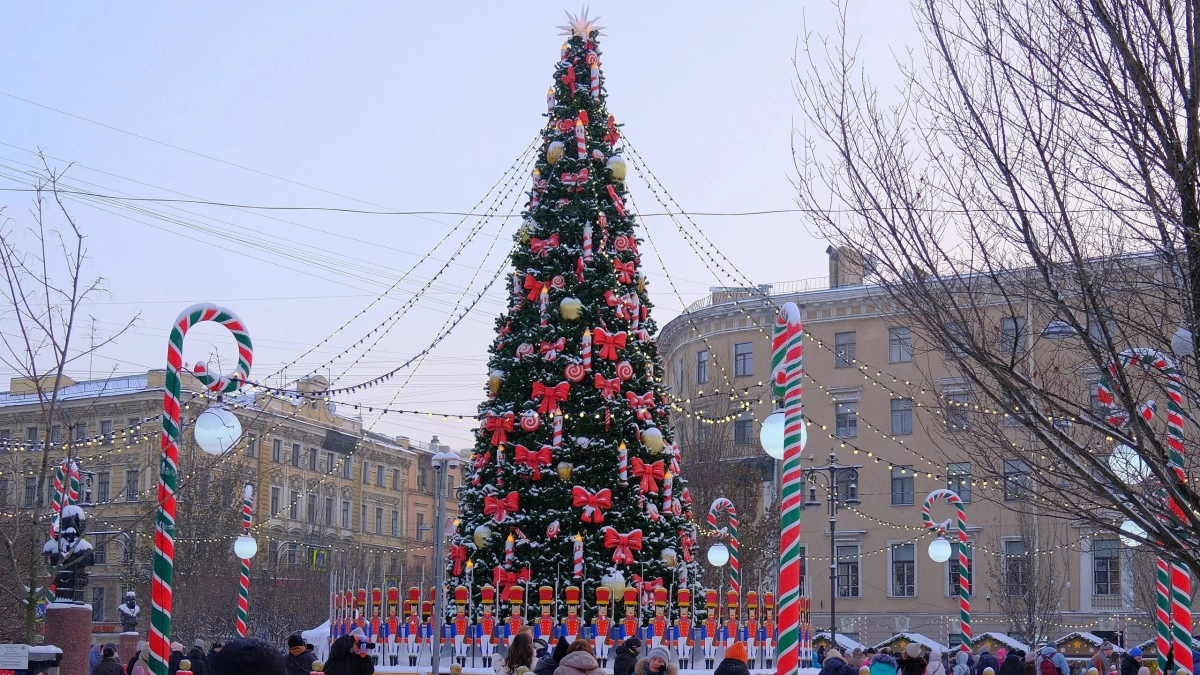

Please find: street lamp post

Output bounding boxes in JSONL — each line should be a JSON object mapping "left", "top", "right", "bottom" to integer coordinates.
{"left": 921, "top": 489, "right": 970, "bottom": 651}
{"left": 430, "top": 451, "right": 461, "bottom": 675}
{"left": 802, "top": 451, "right": 862, "bottom": 651}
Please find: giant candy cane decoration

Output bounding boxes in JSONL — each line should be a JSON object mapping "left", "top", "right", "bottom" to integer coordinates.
{"left": 151, "top": 304, "right": 252, "bottom": 675}
{"left": 921, "top": 489, "right": 971, "bottom": 652}
{"left": 772, "top": 302, "right": 804, "bottom": 675}
{"left": 235, "top": 484, "right": 254, "bottom": 637}
{"left": 1097, "top": 348, "right": 1192, "bottom": 675}
{"left": 707, "top": 498, "right": 739, "bottom": 595}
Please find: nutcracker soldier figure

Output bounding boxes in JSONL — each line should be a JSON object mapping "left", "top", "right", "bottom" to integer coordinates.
{"left": 421, "top": 599, "right": 435, "bottom": 661}
{"left": 536, "top": 586, "right": 557, "bottom": 645}
{"left": 560, "top": 586, "right": 581, "bottom": 644}
{"left": 404, "top": 588, "right": 422, "bottom": 667}
{"left": 673, "top": 588, "right": 694, "bottom": 669}
{"left": 592, "top": 586, "right": 614, "bottom": 667}
{"left": 452, "top": 586, "right": 470, "bottom": 665}
{"left": 701, "top": 589, "right": 720, "bottom": 669}
{"left": 357, "top": 589, "right": 368, "bottom": 629}
{"left": 506, "top": 586, "right": 526, "bottom": 646}
{"left": 620, "top": 587, "right": 640, "bottom": 643}
{"left": 742, "top": 591, "right": 759, "bottom": 668}
{"left": 650, "top": 587, "right": 668, "bottom": 648}
{"left": 477, "top": 585, "right": 499, "bottom": 668}
{"left": 370, "top": 588, "right": 382, "bottom": 645}
{"left": 387, "top": 587, "right": 401, "bottom": 665}
{"left": 722, "top": 589, "right": 739, "bottom": 648}
{"left": 761, "top": 591, "right": 777, "bottom": 668}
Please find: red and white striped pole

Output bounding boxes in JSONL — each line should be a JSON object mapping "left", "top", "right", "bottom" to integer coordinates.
{"left": 235, "top": 484, "right": 254, "bottom": 637}
{"left": 772, "top": 302, "right": 804, "bottom": 675}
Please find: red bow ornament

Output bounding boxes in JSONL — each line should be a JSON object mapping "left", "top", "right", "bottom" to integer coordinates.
{"left": 494, "top": 566, "right": 532, "bottom": 601}
{"left": 626, "top": 391, "right": 654, "bottom": 409}
{"left": 531, "top": 380, "right": 570, "bottom": 414}
{"left": 513, "top": 445, "right": 552, "bottom": 480}
{"left": 451, "top": 544, "right": 469, "bottom": 575}
{"left": 472, "top": 451, "right": 492, "bottom": 472}
{"left": 523, "top": 274, "right": 545, "bottom": 301}
{"left": 612, "top": 259, "right": 636, "bottom": 284}
{"left": 540, "top": 338, "right": 566, "bottom": 361}
{"left": 561, "top": 64, "right": 576, "bottom": 94}
{"left": 602, "top": 526, "right": 643, "bottom": 565}
{"left": 605, "top": 291, "right": 633, "bottom": 319}
{"left": 530, "top": 234, "right": 560, "bottom": 257}
{"left": 484, "top": 413, "right": 514, "bottom": 446}
{"left": 572, "top": 486, "right": 613, "bottom": 523}
{"left": 592, "top": 328, "right": 627, "bottom": 360}
{"left": 594, "top": 374, "right": 622, "bottom": 400}
{"left": 561, "top": 168, "right": 589, "bottom": 191}
{"left": 631, "top": 458, "right": 665, "bottom": 494}
{"left": 604, "top": 115, "right": 620, "bottom": 146}
{"left": 483, "top": 491, "right": 520, "bottom": 523}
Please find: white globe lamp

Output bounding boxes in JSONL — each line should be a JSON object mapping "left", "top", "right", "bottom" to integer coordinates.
{"left": 233, "top": 534, "right": 258, "bottom": 560}
{"left": 760, "top": 410, "right": 806, "bottom": 461}
{"left": 1119, "top": 520, "right": 1146, "bottom": 548}
{"left": 1109, "top": 445, "right": 1151, "bottom": 484}
{"left": 707, "top": 541, "right": 730, "bottom": 567}
{"left": 928, "top": 536, "right": 952, "bottom": 563}
{"left": 194, "top": 406, "right": 243, "bottom": 455}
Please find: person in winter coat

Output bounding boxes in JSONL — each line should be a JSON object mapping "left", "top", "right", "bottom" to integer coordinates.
{"left": 902, "top": 643, "right": 927, "bottom": 675}
{"left": 126, "top": 641, "right": 147, "bottom": 675}
{"left": 168, "top": 642, "right": 186, "bottom": 675}
{"left": 324, "top": 631, "right": 376, "bottom": 675}
{"left": 999, "top": 649, "right": 1024, "bottom": 675}
{"left": 211, "top": 637, "right": 286, "bottom": 675}
{"left": 872, "top": 652, "right": 901, "bottom": 675}
{"left": 715, "top": 642, "right": 752, "bottom": 675}
{"left": 613, "top": 637, "right": 642, "bottom": 675}
{"left": 286, "top": 634, "right": 318, "bottom": 675}
{"left": 499, "top": 632, "right": 536, "bottom": 675}
{"left": 1118, "top": 649, "right": 1142, "bottom": 675}
{"left": 207, "top": 643, "right": 223, "bottom": 672}
{"left": 927, "top": 650, "right": 948, "bottom": 675}
{"left": 633, "top": 646, "right": 677, "bottom": 675}
{"left": 820, "top": 649, "right": 857, "bottom": 675}
{"left": 88, "top": 644, "right": 102, "bottom": 675}
{"left": 556, "top": 641, "right": 606, "bottom": 675}
{"left": 92, "top": 646, "right": 125, "bottom": 675}
{"left": 953, "top": 650, "right": 972, "bottom": 675}
{"left": 975, "top": 646, "right": 1000, "bottom": 675}
{"left": 187, "top": 639, "right": 209, "bottom": 675}
{"left": 1091, "top": 642, "right": 1115, "bottom": 675}
{"left": 535, "top": 637, "right": 572, "bottom": 675}
{"left": 1023, "top": 651, "right": 1037, "bottom": 675}
{"left": 131, "top": 642, "right": 152, "bottom": 675}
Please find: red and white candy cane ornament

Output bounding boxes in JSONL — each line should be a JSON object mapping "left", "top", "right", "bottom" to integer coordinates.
{"left": 575, "top": 117, "right": 587, "bottom": 159}
{"left": 921, "top": 489, "right": 971, "bottom": 651}
{"left": 587, "top": 51, "right": 600, "bottom": 100}
{"left": 618, "top": 443, "right": 629, "bottom": 486}
{"left": 235, "top": 484, "right": 254, "bottom": 637}
{"left": 553, "top": 409, "right": 563, "bottom": 448}
{"left": 583, "top": 224, "right": 594, "bottom": 263}
{"left": 153, "top": 304, "right": 252, "bottom": 675}
{"left": 573, "top": 535, "right": 584, "bottom": 578}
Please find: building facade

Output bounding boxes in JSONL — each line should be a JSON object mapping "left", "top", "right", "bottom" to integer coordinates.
{"left": 658, "top": 248, "right": 1148, "bottom": 647}
{"left": 0, "top": 370, "right": 458, "bottom": 638}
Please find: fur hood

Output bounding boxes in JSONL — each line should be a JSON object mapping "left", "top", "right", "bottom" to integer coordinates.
{"left": 635, "top": 657, "right": 679, "bottom": 675}
{"left": 555, "top": 651, "right": 605, "bottom": 675}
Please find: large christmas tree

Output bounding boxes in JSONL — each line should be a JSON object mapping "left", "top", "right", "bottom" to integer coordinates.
{"left": 450, "top": 12, "right": 699, "bottom": 616}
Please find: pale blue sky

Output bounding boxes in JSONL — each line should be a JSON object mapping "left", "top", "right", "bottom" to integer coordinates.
{"left": 0, "top": 2, "right": 920, "bottom": 447}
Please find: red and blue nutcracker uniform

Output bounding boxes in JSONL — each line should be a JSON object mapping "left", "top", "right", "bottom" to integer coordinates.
{"left": 649, "top": 587, "right": 669, "bottom": 648}
{"left": 619, "top": 587, "right": 640, "bottom": 642}
{"left": 451, "top": 586, "right": 470, "bottom": 665}
{"left": 673, "top": 588, "right": 694, "bottom": 669}
{"left": 557, "top": 586, "right": 582, "bottom": 644}
{"left": 760, "top": 592, "right": 777, "bottom": 668}
{"left": 592, "top": 586, "right": 614, "bottom": 666}
{"left": 476, "top": 585, "right": 499, "bottom": 668}
{"left": 721, "top": 590, "right": 739, "bottom": 648}
{"left": 404, "top": 588, "right": 422, "bottom": 667}
{"left": 535, "top": 586, "right": 557, "bottom": 645}
{"left": 701, "top": 589, "right": 720, "bottom": 669}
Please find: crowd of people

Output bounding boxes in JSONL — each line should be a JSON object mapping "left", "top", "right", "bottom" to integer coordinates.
{"left": 84, "top": 631, "right": 377, "bottom": 675}
{"left": 814, "top": 640, "right": 1179, "bottom": 675}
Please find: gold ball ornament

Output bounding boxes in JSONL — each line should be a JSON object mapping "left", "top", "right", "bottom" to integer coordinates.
{"left": 556, "top": 462, "right": 574, "bottom": 480}
{"left": 559, "top": 297, "right": 583, "bottom": 320}
{"left": 661, "top": 547, "right": 679, "bottom": 568}
{"left": 641, "top": 427, "right": 665, "bottom": 454}
{"left": 313, "top": 663, "right": 325, "bottom": 673}
{"left": 488, "top": 369, "right": 504, "bottom": 395}
{"left": 518, "top": 219, "right": 534, "bottom": 244}
{"left": 547, "top": 141, "right": 565, "bottom": 165}
{"left": 473, "top": 523, "right": 494, "bottom": 548}
{"left": 606, "top": 155, "right": 628, "bottom": 181}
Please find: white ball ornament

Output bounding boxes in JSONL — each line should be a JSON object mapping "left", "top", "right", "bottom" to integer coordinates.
{"left": 547, "top": 141, "right": 565, "bottom": 165}
{"left": 640, "top": 427, "right": 664, "bottom": 454}
{"left": 473, "top": 524, "right": 494, "bottom": 548}
{"left": 606, "top": 155, "right": 627, "bottom": 181}
{"left": 559, "top": 297, "right": 583, "bottom": 321}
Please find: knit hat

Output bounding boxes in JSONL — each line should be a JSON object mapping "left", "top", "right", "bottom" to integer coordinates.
{"left": 211, "top": 637, "right": 284, "bottom": 675}
{"left": 287, "top": 634, "right": 306, "bottom": 648}
{"left": 1129, "top": 648, "right": 1142, "bottom": 658}
{"left": 1138, "top": 668, "right": 1150, "bottom": 675}
{"left": 170, "top": 642, "right": 185, "bottom": 653}
{"left": 725, "top": 642, "right": 749, "bottom": 664}
{"left": 906, "top": 643, "right": 922, "bottom": 658}
{"left": 624, "top": 636, "right": 642, "bottom": 650}
{"left": 1026, "top": 652, "right": 1038, "bottom": 663}
{"left": 194, "top": 639, "right": 205, "bottom": 649}
{"left": 1101, "top": 642, "right": 1114, "bottom": 651}
{"left": 211, "top": 643, "right": 223, "bottom": 650}
{"left": 826, "top": 649, "right": 845, "bottom": 663}
{"left": 648, "top": 646, "right": 672, "bottom": 663}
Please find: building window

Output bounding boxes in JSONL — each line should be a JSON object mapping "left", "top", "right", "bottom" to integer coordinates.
{"left": 94, "top": 541, "right": 107, "bottom": 565}
{"left": 97, "top": 471, "right": 110, "bottom": 503}
{"left": 291, "top": 443, "right": 302, "bottom": 467}
{"left": 393, "top": 469, "right": 401, "bottom": 490}
{"left": 945, "top": 392, "right": 970, "bottom": 430}
{"left": 734, "top": 343, "right": 754, "bottom": 377}
{"left": 26, "top": 426, "right": 39, "bottom": 447}
{"left": 733, "top": 417, "right": 753, "bottom": 445}
{"left": 247, "top": 434, "right": 258, "bottom": 458}
{"left": 92, "top": 587, "right": 105, "bottom": 621}
{"left": 100, "top": 420, "right": 113, "bottom": 443}
{"left": 674, "top": 359, "right": 684, "bottom": 393}
{"left": 363, "top": 462, "right": 371, "bottom": 485}
{"left": 835, "top": 332, "right": 857, "bottom": 368}
{"left": 1001, "top": 316, "right": 1026, "bottom": 354}
{"left": 307, "top": 495, "right": 317, "bottom": 523}
{"left": 696, "top": 350, "right": 709, "bottom": 384}
{"left": 889, "top": 327, "right": 913, "bottom": 363}
{"left": 890, "top": 399, "right": 913, "bottom": 435}
{"left": 835, "top": 401, "right": 858, "bottom": 438}
{"left": 270, "top": 487, "right": 281, "bottom": 516}
{"left": 799, "top": 545, "right": 808, "bottom": 595}
{"left": 122, "top": 541, "right": 134, "bottom": 564}
{"left": 309, "top": 448, "right": 318, "bottom": 471}
{"left": 0, "top": 477, "right": 8, "bottom": 506}
{"left": 418, "top": 467, "right": 428, "bottom": 491}
{"left": 360, "top": 504, "right": 366, "bottom": 532}
{"left": 695, "top": 423, "right": 710, "bottom": 446}
{"left": 391, "top": 509, "right": 400, "bottom": 536}
{"left": 890, "top": 466, "right": 914, "bottom": 506}
{"left": 890, "top": 543, "right": 916, "bottom": 597}
{"left": 1003, "top": 539, "right": 1029, "bottom": 597}
{"left": 51, "top": 425, "right": 62, "bottom": 445}
{"left": 75, "top": 424, "right": 88, "bottom": 443}
{"left": 341, "top": 500, "right": 351, "bottom": 528}
{"left": 1003, "top": 459, "right": 1032, "bottom": 501}
{"left": 125, "top": 470, "right": 139, "bottom": 502}
{"left": 23, "top": 477, "right": 35, "bottom": 507}
{"left": 286, "top": 542, "right": 298, "bottom": 566}
{"left": 1093, "top": 538, "right": 1121, "bottom": 596}
{"left": 272, "top": 439, "right": 282, "bottom": 463}
{"left": 289, "top": 490, "right": 300, "bottom": 520}
{"left": 376, "top": 465, "right": 385, "bottom": 487}
{"left": 416, "top": 512, "right": 426, "bottom": 541}
{"left": 947, "top": 542, "right": 973, "bottom": 598}
{"left": 947, "top": 463, "right": 972, "bottom": 502}
{"left": 325, "top": 497, "right": 334, "bottom": 526}
{"left": 375, "top": 507, "right": 383, "bottom": 534}
{"left": 0, "top": 428, "right": 10, "bottom": 443}
{"left": 836, "top": 544, "right": 860, "bottom": 598}
{"left": 342, "top": 457, "right": 352, "bottom": 479}
{"left": 448, "top": 475, "right": 455, "bottom": 491}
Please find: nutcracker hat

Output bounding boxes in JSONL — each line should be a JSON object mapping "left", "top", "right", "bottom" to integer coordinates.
{"left": 344, "top": 590, "right": 353, "bottom": 607}
{"left": 430, "top": 587, "right": 439, "bottom": 604}
{"left": 422, "top": 601, "right": 433, "bottom": 617}
{"left": 764, "top": 592, "right": 775, "bottom": 611}
{"left": 565, "top": 586, "right": 580, "bottom": 606}
{"left": 388, "top": 587, "right": 400, "bottom": 605}
{"left": 705, "top": 589, "right": 718, "bottom": 608}
{"left": 358, "top": 588, "right": 368, "bottom": 605}
{"left": 508, "top": 586, "right": 525, "bottom": 606}
{"left": 408, "top": 587, "right": 421, "bottom": 605}
{"left": 372, "top": 588, "right": 382, "bottom": 606}
{"left": 677, "top": 588, "right": 691, "bottom": 608}
{"left": 539, "top": 586, "right": 554, "bottom": 606}
{"left": 726, "top": 590, "right": 738, "bottom": 609}
{"left": 455, "top": 586, "right": 469, "bottom": 606}
{"left": 594, "top": 586, "right": 611, "bottom": 606}
{"left": 481, "top": 585, "right": 497, "bottom": 605}
{"left": 746, "top": 591, "right": 758, "bottom": 610}
{"left": 334, "top": 592, "right": 343, "bottom": 608}
{"left": 654, "top": 587, "right": 668, "bottom": 607}
{"left": 623, "top": 587, "right": 639, "bottom": 606}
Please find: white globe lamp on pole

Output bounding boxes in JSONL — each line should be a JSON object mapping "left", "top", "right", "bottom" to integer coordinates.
{"left": 1119, "top": 520, "right": 1146, "bottom": 548}
{"left": 927, "top": 536, "right": 952, "bottom": 563}
{"left": 233, "top": 534, "right": 258, "bottom": 560}
{"left": 760, "top": 409, "right": 806, "bottom": 461}
{"left": 707, "top": 541, "right": 730, "bottom": 567}
{"left": 1108, "top": 445, "right": 1151, "bottom": 484}
{"left": 194, "top": 405, "right": 243, "bottom": 455}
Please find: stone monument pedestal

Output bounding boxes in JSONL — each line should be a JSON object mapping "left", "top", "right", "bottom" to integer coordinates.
{"left": 120, "top": 632, "right": 141, "bottom": 663}
{"left": 44, "top": 602, "right": 91, "bottom": 675}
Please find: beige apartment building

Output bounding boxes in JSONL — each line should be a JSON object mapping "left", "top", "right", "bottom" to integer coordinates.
{"left": 0, "top": 370, "right": 457, "bottom": 638}
{"left": 659, "top": 248, "right": 1149, "bottom": 648}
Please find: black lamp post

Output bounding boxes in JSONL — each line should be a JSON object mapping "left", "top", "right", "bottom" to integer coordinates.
{"left": 803, "top": 451, "right": 862, "bottom": 652}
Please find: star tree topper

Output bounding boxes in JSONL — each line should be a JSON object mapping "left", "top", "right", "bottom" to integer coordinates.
{"left": 558, "top": 7, "right": 604, "bottom": 38}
